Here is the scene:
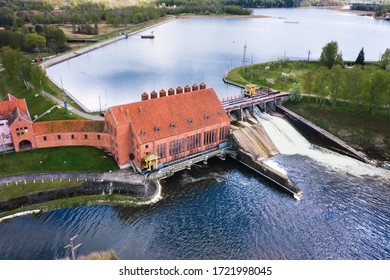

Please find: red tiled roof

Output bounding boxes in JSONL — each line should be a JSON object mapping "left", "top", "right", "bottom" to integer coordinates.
{"left": 108, "top": 88, "right": 230, "bottom": 144}
{"left": 33, "top": 120, "right": 105, "bottom": 134}
{"left": 9, "top": 107, "right": 32, "bottom": 126}
{"left": 0, "top": 99, "right": 29, "bottom": 120}
{"left": 3, "top": 94, "right": 18, "bottom": 101}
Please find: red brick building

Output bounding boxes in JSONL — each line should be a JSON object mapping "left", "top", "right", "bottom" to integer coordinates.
{"left": 33, "top": 120, "right": 109, "bottom": 150}
{"left": 105, "top": 84, "right": 230, "bottom": 171}
{"left": 2, "top": 84, "right": 231, "bottom": 173}
{"left": 0, "top": 94, "right": 35, "bottom": 152}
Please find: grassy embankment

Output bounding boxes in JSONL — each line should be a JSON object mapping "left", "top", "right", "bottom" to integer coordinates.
{"left": 0, "top": 146, "right": 136, "bottom": 220}
{"left": 225, "top": 61, "right": 390, "bottom": 161}
{"left": 0, "top": 146, "right": 118, "bottom": 176}
{"left": 0, "top": 71, "right": 84, "bottom": 121}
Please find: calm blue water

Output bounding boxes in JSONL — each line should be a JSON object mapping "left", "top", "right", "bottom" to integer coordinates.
{"left": 46, "top": 8, "right": 390, "bottom": 111}
{"left": 0, "top": 156, "right": 389, "bottom": 260}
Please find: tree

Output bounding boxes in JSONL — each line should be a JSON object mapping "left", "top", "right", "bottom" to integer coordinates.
{"left": 302, "top": 70, "right": 314, "bottom": 105}
{"left": 23, "top": 33, "right": 46, "bottom": 53}
{"left": 289, "top": 83, "right": 302, "bottom": 102}
{"left": 366, "top": 70, "right": 388, "bottom": 115}
{"left": 355, "top": 47, "right": 365, "bottom": 66}
{"left": 380, "top": 48, "right": 390, "bottom": 70}
{"left": 313, "top": 67, "right": 329, "bottom": 106}
{"left": 328, "top": 66, "right": 344, "bottom": 107}
{"left": 42, "top": 25, "right": 67, "bottom": 53}
{"left": 345, "top": 66, "right": 365, "bottom": 112}
{"left": 319, "top": 41, "right": 343, "bottom": 69}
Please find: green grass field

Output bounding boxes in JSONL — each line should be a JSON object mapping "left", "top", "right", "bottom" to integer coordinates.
{"left": 225, "top": 60, "right": 382, "bottom": 91}
{"left": 0, "top": 146, "right": 119, "bottom": 176}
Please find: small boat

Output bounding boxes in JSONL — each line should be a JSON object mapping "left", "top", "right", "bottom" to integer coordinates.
{"left": 141, "top": 31, "right": 155, "bottom": 39}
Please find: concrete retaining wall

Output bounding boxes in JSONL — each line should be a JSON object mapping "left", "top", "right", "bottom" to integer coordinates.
{"left": 276, "top": 105, "right": 371, "bottom": 163}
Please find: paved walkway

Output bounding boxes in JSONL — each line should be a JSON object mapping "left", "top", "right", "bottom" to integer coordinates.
{"left": 0, "top": 170, "right": 145, "bottom": 186}
{"left": 41, "top": 90, "right": 104, "bottom": 121}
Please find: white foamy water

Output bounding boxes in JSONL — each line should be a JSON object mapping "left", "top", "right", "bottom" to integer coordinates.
{"left": 253, "top": 107, "right": 390, "bottom": 180}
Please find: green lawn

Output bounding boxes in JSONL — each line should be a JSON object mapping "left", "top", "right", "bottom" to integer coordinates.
{"left": 36, "top": 106, "right": 84, "bottom": 121}
{"left": 225, "top": 60, "right": 382, "bottom": 91}
{"left": 0, "top": 180, "right": 83, "bottom": 201}
{"left": 0, "top": 146, "right": 119, "bottom": 176}
{"left": 0, "top": 72, "right": 86, "bottom": 120}
{"left": 0, "top": 194, "right": 140, "bottom": 220}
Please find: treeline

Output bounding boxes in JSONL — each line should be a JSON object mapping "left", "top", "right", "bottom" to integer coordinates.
{"left": 297, "top": 46, "right": 390, "bottom": 116}
{"left": 159, "top": 0, "right": 342, "bottom": 10}
{"left": 0, "top": 24, "right": 67, "bottom": 53}
{"left": 0, "top": 1, "right": 164, "bottom": 28}
{"left": 350, "top": 3, "right": 390, "bottom": 17}
{"left": 0, "top": 46, "right": 49, "bottom": 91}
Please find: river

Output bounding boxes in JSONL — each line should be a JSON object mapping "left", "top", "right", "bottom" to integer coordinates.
{"left": 0, "top": 8, "right": 389, "bottom": 260}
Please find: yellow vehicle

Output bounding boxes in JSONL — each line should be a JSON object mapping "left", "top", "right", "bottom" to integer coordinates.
{"left": 243, "top": 84, "right": 258, "bottom": 97}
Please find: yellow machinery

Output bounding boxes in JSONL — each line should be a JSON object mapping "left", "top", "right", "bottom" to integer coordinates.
{"left": 143, "top": 153, "right": 159, "bottom": 171}
{"left": 244, "top": 84, "right": 257, "bottom": 97}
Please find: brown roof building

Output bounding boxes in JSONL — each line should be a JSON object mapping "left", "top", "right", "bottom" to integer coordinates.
{"left": 105, "top": 85, "right": 230, "bottom": 171}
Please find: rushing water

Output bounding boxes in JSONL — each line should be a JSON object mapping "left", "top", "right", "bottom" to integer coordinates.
{"left": 0, "top": 8, "right": 389, "bottom": 260}
{"left": 46, "top": 8, "right": 390, "bottom": 111}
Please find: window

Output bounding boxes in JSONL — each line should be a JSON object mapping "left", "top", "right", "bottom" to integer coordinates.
{"left": 97, "top": 135, "right": 101, "bottom": 140}
{"left": 145, "top": 144, "right": 149, "bottom": 149}
{"left": 71, "top": 134, "right": 75, "bottom": 140}
{"left": 204, "top": 114, "right": 209, "bottom": 120}
{"left": 217, "top": 111, "right": 223, "bottom": 117}
{"left": 0, "top": 123, "right": 4, "bottom": 126}
{"left": 219, "top": 126, "right": 229, "bottom": 141}
{"left": 157, "top": 143, "right": 166, "bottom": 159}
{"left": 16, "top": 132, "right": 20, "bottom": 136}
{"left": 169, "top": 123, "right": 176, "bottom": 129}
{"left": 154, "top": 126, "right": 160, "bottom": 132}
{"left": 57, "top": 135, "right": 61, "bottom": 140}
{"left": 187, "top": 118, "right": 193, "bottom": 124}
{"left": 84, "top": 134, "right": 88, "bottom": 139}
{"left": 24, "top": 127, "right": 28, "bottom": 130}
{"left": 204, "top": 129, "right": 217, "bottom": 145}
{"left": 16, "top": 128, "right": 19, "bottom": 131}
{"left": 187, "top": 133, "right": 201, "bottom": 150}
{"left": 169, "top": 138, "right": 184, "bottom": 156}
{"left": 43, "top": 136, "right": 47, "bottom": 141}
{"left": 140, "top": 130, "right": 146, "bottom": 136}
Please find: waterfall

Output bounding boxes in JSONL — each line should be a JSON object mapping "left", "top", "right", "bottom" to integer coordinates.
{"left": 252, "top": 106, "right": 390, "bottom": 180}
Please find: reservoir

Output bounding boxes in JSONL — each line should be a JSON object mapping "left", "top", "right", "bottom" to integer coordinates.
{"left": 0, "top": 8, "right": 389, "bottom": 260}
{"left": 46, "top": 8, "right": 390, "bottom": 111}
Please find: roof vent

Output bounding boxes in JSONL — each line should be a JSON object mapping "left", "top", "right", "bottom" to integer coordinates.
{"left": 154, "top": 126, "right": 160, "bottom": 132}
{"left": 217, "top": 111, "right": 223, "bottom": 116}
{"left": 168, "top": 88, "right": 175, "bottom": 96}
{"left": 187, "top": 118, "right": 193, "bottom": 124}
{"left": 184, "top": 85, "right": 191, "bottom": 92}
{"left": 140, "top": 130, "right": 146, "bottom": 136}
{"left": 204, "top": 114, "right": 209, "bottom": 120}
{"left": 169, "top": 123, "right": 176, "bottom": 129}
{"left": 141, "top": 92, "right": 149, "bottom": 101}
{"left": 159, "top": 89, "right": 166, "bottom": 97}
{"left": 176, "top": 86, "right": 183, "bottom": 94}
{"left": 192, "top": 84, "right": 199, "bottom": 91}
{"left": 150, "top": 91, "right": 158, "bottom": 99}
{"left": 200, "top": 82, "right": 206, "bottom": 90}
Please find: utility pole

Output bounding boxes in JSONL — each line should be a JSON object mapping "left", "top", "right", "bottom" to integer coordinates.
{"left": 307, "top": 50, "right": 311, "bottom": 62}
{"left": 242, "top": 43, "right": 250, "bottom": 78}
{"left": 250, "top": 54, "right": 254, "bottom": 83}
{"left": 64, "top": 235, "right": 82, "bottom": 260}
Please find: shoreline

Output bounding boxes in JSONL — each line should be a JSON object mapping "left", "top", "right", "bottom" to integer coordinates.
{"left": 40, "top": 16, "right": 176, "bottom": 70}
{"left": 178, "top": 14, "right": 269, "bottom": 19}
